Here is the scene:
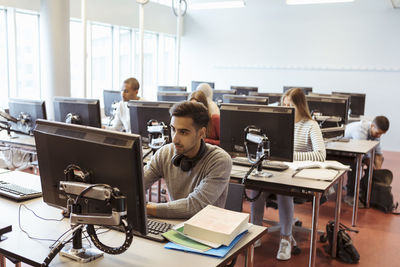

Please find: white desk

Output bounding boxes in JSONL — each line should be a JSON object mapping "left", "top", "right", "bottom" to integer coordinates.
{"left": 0, "top": 131, "right": 36, "bottom": 149}
{"left": 0, "top": 171, "right": 267, "bottom": 267}
{"left": 325, "top": 139, "right": 379, "bottom": 226}
{"left": 231, "top": 164, "right": 345, "bottom": 267}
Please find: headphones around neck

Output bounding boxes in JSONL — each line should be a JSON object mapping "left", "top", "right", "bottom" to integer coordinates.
{"left": 172, "top": 140, "right": 207, "bottom": 172}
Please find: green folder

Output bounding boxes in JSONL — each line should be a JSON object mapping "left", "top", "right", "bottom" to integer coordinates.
{"left": 162, "top": 226, "right": 212, "bottom": 252}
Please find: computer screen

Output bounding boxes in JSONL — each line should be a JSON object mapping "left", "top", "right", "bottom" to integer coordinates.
{"left": 103, "top": 90, "right": 122, "bottom": 117}
{"left": 332, "top": 92, "right": 366, "bottom": 116}
{"left": 306, "top": 95, "right": 350, "bottom": 125}
{"left": 34, "top": 119, "right": 147, "bottom": 235}
{"left": 191, "top": 81, "right": 215, "bottom": 91}
{"left": 213, "top": 89, "right": 237, "bottom": 103}
{"left": 157, "top": 86, "right": 187, "bottom": 92}
{"left": 8, "top": 98, "right": 47, "bottom": 134}
{"left": 220, "top": 103, "right": 295, "bottom": 162}
{"left": 283, "top": 86, "right": 313, "bottom": 95}
{"left": 157, "top": 92, "right": 189, "bottom": 102}
{"left": 129, "top": 100, "right": 175, "bottom": 140}
{"left": 223, "top": 95, "right": 269, "bottom": 105}
{"left": 249, "top": 92, "right": 283, "bottom": 104}
{"left": 230, "top": 86, "right": 258, "bottom": 96}
{"left": 54, "top": 97, "right": 101, "bottom": 128}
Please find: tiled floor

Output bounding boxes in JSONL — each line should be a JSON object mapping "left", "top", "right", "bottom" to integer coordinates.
{"left": 235, "top": 150, "right": 400, "bottom": 267}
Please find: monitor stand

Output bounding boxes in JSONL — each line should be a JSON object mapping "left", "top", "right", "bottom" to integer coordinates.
{"left": 59, "top": 227, "right": 103, "bottom": 263}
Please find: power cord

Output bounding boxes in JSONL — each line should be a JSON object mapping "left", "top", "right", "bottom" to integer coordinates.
{"left": 18, "top": 204, "right": 64, "bottom": 242}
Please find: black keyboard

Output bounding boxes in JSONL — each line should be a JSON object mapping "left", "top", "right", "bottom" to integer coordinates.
{"left": 0, "top": 180, "right": 42, "bottom": 201}
{"left": 232, "top": 158, "right": 289, "bottom": 171}
{"left": 141, "top": 219, "right": 173, "bottom": 242}
{"left": 111, "top": 218, "right": 173, "bottom": 242}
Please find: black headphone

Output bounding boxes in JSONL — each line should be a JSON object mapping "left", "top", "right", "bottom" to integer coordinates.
{"left": 172, "top": 140, "right": 207, "bottom": 172}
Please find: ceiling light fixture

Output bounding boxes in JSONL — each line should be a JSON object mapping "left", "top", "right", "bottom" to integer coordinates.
{"left": 286, "top": 0, "right": 354, "bottom": 5}
{"left": 190, "top": 1, "right": 245, "bottom": 10}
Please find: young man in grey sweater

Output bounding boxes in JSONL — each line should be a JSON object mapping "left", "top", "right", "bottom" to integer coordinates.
{"left": 144, "top": 101, "right": 232, "bottom": 219}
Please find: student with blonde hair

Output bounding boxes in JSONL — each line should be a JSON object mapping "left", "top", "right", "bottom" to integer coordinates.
{"left": 196, "top": 83, "right": 220, "bottom": 116}
{"left": 189, "top": 90, "right": 220, "bottom": 145}
{"left": 251, "top": 87, "right": 325, "bottom": 260}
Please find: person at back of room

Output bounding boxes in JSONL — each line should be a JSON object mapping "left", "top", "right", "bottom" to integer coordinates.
{"left": 342, "top": 115, "right": 390, "bottom": 206}
{"left": 250, "top": 87, "right": 326, "bottom": 260}
{"left": 144, "top": 101, "right": 232, "bottom": 218}
{"left": 189, "top": 90, "right": 220, "bottom": 145}
{"left": 107, "top": 77, "right": 142, "bottom": 132}
{"left": 196, "top": 83, "right": 220, "bottom": 116}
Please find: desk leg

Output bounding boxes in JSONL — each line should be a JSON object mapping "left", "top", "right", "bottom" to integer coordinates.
{"left": 0, "top": 254, "right": 5, "bottom": 267}
{"left": 352, "top": 155, "right": 363, "bottom": 227}
{"left": 332, "top": 175, "right": 343, "bottom": 258}
{"left": 157, "top": 180, "right": 161, "bottom": 203}
{"left": 309, "top": 192, "right": 321, "bottom": 267}
{"left": 366, "top": 149, "right": 375, "bottom": 208}
{"left": 244, "top": 244, "right": 254, "bottom": 267}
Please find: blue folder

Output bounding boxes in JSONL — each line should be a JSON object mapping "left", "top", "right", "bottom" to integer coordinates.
{"left": 164, "top": 230, "right": 248, "bottom": 258}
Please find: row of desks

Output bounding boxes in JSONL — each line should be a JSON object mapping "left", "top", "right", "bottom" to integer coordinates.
{"left": 0, "top": 167, "right": 344, "bottom": 267}
{"left": 0, "top": 131, "right": 379, "bottom": 227}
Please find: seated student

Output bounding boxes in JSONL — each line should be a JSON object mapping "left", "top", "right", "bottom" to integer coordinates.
{"left": 251, "top": 88, "right": 326, "bottom": 260}
{"left": 342, "top": 116, "right": 390, "bottom": 204}
{"left": 189, "top": 90, "right": 220, "bottom": 146}
{"left": 108, "top": 77, "right": 142, "bottom": 132}
{"left": 144, "top": 101, "right": 232, "bottom": 219}
{"left": 196, "top": 83, "right": 220, "bottom": 116}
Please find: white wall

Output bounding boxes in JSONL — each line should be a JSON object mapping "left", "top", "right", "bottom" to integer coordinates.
{"left": 180, "top": 0, "right": 400, "bottom": 152}
{"left": 0, "top": 0, "right": 176, "bottom": 34}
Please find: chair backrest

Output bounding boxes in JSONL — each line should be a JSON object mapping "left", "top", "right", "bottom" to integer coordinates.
{"left": 224, "top": 183, "right": 245, "bottom": 212}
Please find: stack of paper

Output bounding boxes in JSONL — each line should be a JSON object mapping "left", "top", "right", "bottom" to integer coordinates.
{"left": 162, "top": 205, "right": 250, "bottom": 258}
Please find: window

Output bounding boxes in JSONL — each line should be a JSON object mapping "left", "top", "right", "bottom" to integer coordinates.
{"left": 119, "top": 28, "right": 132, "bottom": 87}
{"left": 91, "top": 24, "right": 113, "bottom": 100}
{"left": 70, "top": 20, "right": 84, "bottom": 98}
{"left": 136, "top": 33, "right": 158, "bottom": 100}
{"left": 158, "top": 34, "right": 176, "bottom": 86}
{"left": 15, "top": 11, "right": 41, "bottom": 99}
{"left": 0, "top": 9, "right": 8, "bottom": 107}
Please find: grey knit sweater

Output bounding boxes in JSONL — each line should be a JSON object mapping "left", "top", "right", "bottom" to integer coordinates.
{"left": 144, "top": 142, "right": 232, "bottom": 219}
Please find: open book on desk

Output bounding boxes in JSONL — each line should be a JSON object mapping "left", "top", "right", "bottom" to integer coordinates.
{"left": 286, "top": 160, "right": 350, "bottom": 171}
{"left": 292, "top": 168, "right": 340, "bottom": 181}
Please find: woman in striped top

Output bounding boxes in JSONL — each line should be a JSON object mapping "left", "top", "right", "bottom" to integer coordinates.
{"left": 251, "top": 88, "right": 326, "bottom": 260}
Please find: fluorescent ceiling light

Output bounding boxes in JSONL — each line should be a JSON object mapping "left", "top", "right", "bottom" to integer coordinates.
{"left": 190, "top": 1, "right": 245, "bottom": 10}
{"left": 286, "top": 0, "right": 354, "bottom": 5}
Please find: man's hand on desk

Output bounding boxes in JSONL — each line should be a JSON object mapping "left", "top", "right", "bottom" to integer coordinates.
{"left": 146, "top": 202, "right": 157, "bottom": 217}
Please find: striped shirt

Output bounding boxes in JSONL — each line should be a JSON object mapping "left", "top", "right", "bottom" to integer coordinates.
{"left": 294, "top": 119, "right": 326, "bottom": 162}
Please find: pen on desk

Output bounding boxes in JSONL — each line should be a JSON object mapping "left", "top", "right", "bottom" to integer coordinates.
{"left": 292, "top": 169, "right": 301, "bottom": 178}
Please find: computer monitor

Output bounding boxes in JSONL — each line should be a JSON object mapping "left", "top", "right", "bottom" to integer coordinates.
{"left": 332, "top": 92, "right": 366, "bottom": 117}
{"left": 157, "top": 91, "right": 189, "bottom": 102}
{"left": 223, "top": 95, "right": 269, "bottom": 105}
{"left": 220, "top": 103, "right": 295, "bottom": 162}
{"left": 128, "top": 100, "right": 175, "bottom": 140}
{"left": 34, "top": 119, "right": 147, "bottom": 235}
{"left": 308, "top": 92, "right": 333, "bottom": 97}
{"left": 230, "top": 86, "right": 258, "bottom": 96}
{"left": 191, "top": 81, "right": 215, "bottom": 91}
{"left": 103, "top": 90, "right": 122, "bottom": 117}
{"left": 306, "top": 95, "right": 350, "bottom": 125}
{"left": 283, "top": 86, "right": 313, "bottom": 95}
{"left": 157, "top": 86, "right": 187, "bottom": 92}
{"left": 213, "top": 89, "right": 237, "bottom": 103}
{"left": 248, "top": 92, "right": 283, "bottom": 105}
{"left": 54, "top": 97, "right": 101, "bottom": 128}
{"left": 8, "top": 98, "right": 47, "bottom": 134}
